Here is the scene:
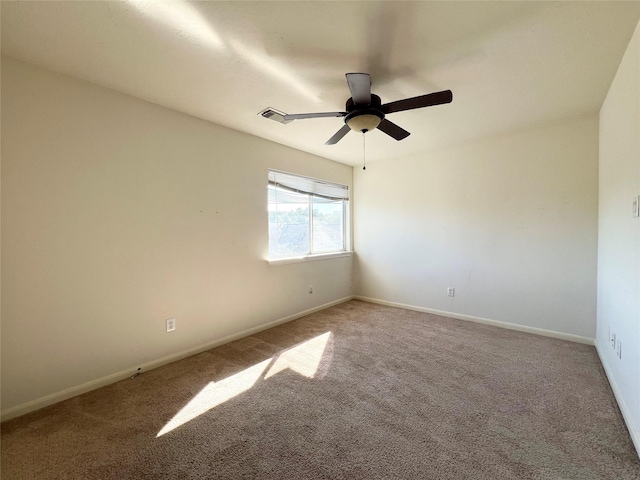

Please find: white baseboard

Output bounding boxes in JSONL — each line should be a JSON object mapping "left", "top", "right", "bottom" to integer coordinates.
{"left": 595, "top": 341, "right": 640, "bottom": 458}
{"left": 1, "top": 296, "right": 355, "bottom": 422}
{"left": 354, "top": 296, "right": 594, "bottom": 345}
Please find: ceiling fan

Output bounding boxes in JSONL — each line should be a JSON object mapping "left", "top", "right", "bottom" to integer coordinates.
{"left": 261, "top": 73, "right": 453, "bottom": 145}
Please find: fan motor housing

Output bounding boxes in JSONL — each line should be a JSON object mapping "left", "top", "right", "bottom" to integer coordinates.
{"left": 345, "top": 94, "right": 382, "bottom": 112}
{"left": 344, "top": 94, "right": 385, "bottom": 132}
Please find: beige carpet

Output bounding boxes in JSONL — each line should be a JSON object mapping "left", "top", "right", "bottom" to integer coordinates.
{"left": 2, "top": 300, "right": 639, "bottom": 479}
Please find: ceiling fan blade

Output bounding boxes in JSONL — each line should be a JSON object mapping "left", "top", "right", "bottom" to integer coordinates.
{"left": 346, "top": 73, "right": 371, "bottom": 105}
{"left": 382, "top": 90, "right": 453, "bottom": 114}
{"left": 284, "top": 111, "right": 346, "bottom": 121}
{"left": 325, "top": 125, "right": 351, "bottom": 145}
{"left": 377, "top": 118, "right": 410, "bottom": 141}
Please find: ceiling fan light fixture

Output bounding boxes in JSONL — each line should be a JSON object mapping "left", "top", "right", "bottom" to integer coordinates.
{"left": 346, "top": 113, "right": 382, "bottom": 133}
{"left": 262, "top": 72, "right": 452, "bottom": 145}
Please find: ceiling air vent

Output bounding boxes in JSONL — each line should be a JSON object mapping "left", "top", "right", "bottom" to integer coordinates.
{"left": 258, "top": 108, "right": 292, "bottom": 124}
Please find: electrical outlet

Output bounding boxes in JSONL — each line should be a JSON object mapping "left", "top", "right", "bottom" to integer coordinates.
{"left": 447, "top": 287, "right": 455, "bottom": 297}
{"left": 633, "top": 195, "right": 639, "bottom": 218}
{"left": 166, "top": 318, "right": 176, "bottom": 333}
{"left": 308, "top": 285, "right": 313, "bottom": 294}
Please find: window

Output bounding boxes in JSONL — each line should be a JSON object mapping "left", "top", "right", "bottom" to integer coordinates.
{"left": 268, "top": 170, "right": 349, "bottom": 260}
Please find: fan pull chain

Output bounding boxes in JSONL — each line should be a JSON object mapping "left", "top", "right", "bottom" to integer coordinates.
{"left": 362, "top": 131, "right": 366, "bottom": 171}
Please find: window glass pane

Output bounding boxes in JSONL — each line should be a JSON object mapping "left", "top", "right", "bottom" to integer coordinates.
{"left": 268, "top": 170, "right": 348, "bottom": 259}
{"left": 269, "top": 192, "right": 310, "bottom": 257}
{"left": 312, "top": 199, "right": 344, "bottom": 252}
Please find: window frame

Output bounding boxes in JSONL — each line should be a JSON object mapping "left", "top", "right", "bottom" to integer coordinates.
{"left": 267, "top": 169, "right": 351, "bottom": 264}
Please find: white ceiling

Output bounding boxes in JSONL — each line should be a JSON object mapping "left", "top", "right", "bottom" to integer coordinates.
{"left": 2, "top": 1, "right": 639, "bottom": 166}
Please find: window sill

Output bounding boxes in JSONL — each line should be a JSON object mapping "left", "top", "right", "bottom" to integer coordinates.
{"left": 268, "top": 251, "right": 353, "bottom": 266}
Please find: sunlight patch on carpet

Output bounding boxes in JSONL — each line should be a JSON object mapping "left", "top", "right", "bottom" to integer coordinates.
{"left": 264, "top": 331, "right": 331, "bottom": 379}
{"left": 156, "top": 359, "right": 271, "bottom": 437}
{"left": 157, "top": 332, "right": 332, "bottom": 437}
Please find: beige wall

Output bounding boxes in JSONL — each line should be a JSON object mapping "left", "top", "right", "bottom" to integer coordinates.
{"left": 354, "top": 114, "right": 599, "bottom": 339}
{"left": 1, "top": 58, "right": 353, "bottom": 416}
{"left": 597, "top": 20, "right": 640, "bottom": 452}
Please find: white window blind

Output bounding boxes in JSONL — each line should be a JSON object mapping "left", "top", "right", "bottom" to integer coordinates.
{"left": 268, "top": 170, "right": 349, "bottom": 201}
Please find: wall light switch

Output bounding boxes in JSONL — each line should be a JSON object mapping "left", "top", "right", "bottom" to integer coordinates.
{"left": 166, "top": 318, "right": 176, "bottom": 333}
{"left": 633, "top": 195, "right": 639, "bottom": 218}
